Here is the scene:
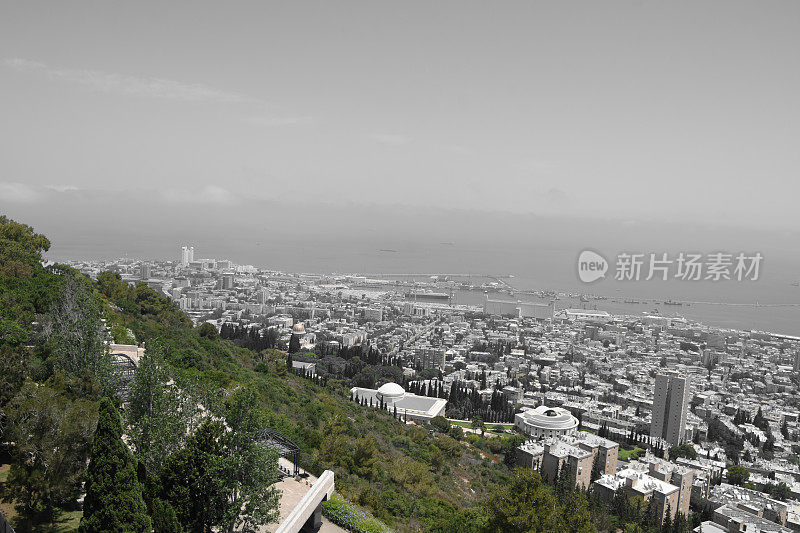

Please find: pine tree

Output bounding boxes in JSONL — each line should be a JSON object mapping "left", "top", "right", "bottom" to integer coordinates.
{"left": 672, "top": 512, "right": 688, "bottom": 533}
{"left": 152, "top": 498, "right": 183, "bottom": 533}
{"left": 80, "top": 398, "right": 151, "bottom": 533}
{"left": 643, "top": 498, "right": 658, "bottom": 529}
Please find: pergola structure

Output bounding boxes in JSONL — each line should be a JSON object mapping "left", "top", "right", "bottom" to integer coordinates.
{"left": 258, "top": 428, "right": 301, "bottom": 477}
{"left": 111, "top": 351, "right": 138, "bottom": 400}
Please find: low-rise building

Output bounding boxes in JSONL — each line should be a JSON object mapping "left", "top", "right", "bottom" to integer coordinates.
{"left": 515, "top": 406, "right": 579, "bottom": 438}
{"left": 709, "top": 483, "right": 789, "bottom": 527}
{"left": 594, "top": 468, "right": 681, "bottom": 525}
{"left": 350, "top": 383, "right": 447, "bottom": 422}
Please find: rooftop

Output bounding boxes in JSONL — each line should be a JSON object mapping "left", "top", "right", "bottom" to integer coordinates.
{"left": 517, "top": 405, "right": 579, "bottom": 431}
{"left": 596, "top": 468, "right": 678, "bottom": 496}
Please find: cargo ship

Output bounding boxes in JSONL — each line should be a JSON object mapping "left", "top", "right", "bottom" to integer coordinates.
{"left": 405, "top": 291, "right": 451, "bottom": 301}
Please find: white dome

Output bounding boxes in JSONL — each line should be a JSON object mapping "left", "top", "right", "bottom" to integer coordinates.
{"left": 519, "top": 406, "right": 578, "bottom": 431}
{"left": 376, "top": 382, "right": 405, "bottom": 401}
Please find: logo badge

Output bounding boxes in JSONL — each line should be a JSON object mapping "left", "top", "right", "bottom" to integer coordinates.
{"left": 577, "top": 250, "right": 608, "bottom": 283}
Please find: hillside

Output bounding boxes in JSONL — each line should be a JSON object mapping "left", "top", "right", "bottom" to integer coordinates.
{"left": 0, "top": 215, "right": 635, "bottom": 533}
{"left": 93, "top": 269, "right": 508, "bottom": 532}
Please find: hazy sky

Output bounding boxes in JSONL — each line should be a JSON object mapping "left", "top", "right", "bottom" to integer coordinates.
{"left": 2, "top": 1, "right": 799, "bottom": 231}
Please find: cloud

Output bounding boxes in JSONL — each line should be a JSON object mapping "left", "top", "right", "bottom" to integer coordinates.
{"left": 162, "top": 185, "right": 238, "bottom": 205}
{"left": 0, "top": 182, "right": 91, "bottom": 204}
{"left": 242, "top": 115, "right": 314, "bottom": 127}
{"left": 0, "top": 182, "right": 43, "bottom": 203}
{"left": 543, "top": 187, "right": 569, "bottom": 204}
{"left": 371, "top": 133, "right": 409, "bottom": 146}
{"left": 4, "top": 57, "right": 263, "bottom": 105}
{"left": 44, "top": 184, "right": 80, "bottom": 193}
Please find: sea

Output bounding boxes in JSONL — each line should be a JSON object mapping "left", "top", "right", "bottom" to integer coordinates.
{"left": 48, "top": 236, "right": 800, "bottom": 337}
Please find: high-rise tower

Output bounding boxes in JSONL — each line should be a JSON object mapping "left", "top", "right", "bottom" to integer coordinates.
{"left": 650, "top": 372, "right": 691, "bottom": 446}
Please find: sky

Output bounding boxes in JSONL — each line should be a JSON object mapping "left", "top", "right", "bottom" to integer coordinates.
{"left": 1, "top": 1, "right": 799, "bottom": 261}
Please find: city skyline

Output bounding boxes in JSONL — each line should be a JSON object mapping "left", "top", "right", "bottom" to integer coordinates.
{"left": 3, "top": 2, "right": 800, "bottom": 531}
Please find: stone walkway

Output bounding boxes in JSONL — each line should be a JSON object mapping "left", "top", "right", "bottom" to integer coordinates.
{"left": 258, "top": 459, "right": 346, "bottom": 533}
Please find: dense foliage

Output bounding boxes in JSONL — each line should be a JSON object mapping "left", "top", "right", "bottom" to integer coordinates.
{"left": 80, "top": 398, "right": 151, "bottom": 533}
{"left": 0, "top": 381, "right": 97, "bottom": 523}
{"left": 126, "top": 342, "right": 195, "bottom": 475}
{"left": 0, "top": 216, "right": 60, "bottom": 347}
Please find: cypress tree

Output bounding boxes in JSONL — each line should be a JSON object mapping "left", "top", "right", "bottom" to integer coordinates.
{"left": 288, "top": 333, "right": 300, "bottom": 354}
{"left": 80, "top": 397, "right": 151, "bottom": 533}
{"left": 661, "top": 504, "right": 672, "bottom": 532}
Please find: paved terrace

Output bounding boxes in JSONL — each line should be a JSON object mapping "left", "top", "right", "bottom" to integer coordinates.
{"left": 259, "top": 458, "right": 345, "bottom": 533}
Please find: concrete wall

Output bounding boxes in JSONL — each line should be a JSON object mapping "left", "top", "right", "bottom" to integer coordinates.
{"left": 541, "top": 454, "right": 563, "bottom": 485}
{"left": 652, "top": 489, "right": 679, "bottom": 524}
{"left": 570, "top": 454, "right": 593, "bottom": 490}
{"left": 670, "top": 470, "right": 693, "bottom": 518}
{"left": 276, "top": 470, "right": 335, "bottom": 533}
{"left": 516, "top": 447, "right": 543, "bottom": 470}
{"left": 601, "top": 445, "right": 619, "bottom": 475}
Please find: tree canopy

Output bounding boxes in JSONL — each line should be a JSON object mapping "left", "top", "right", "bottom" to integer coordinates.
{"left": 80, "top": 397, "right": 151, "bottom": 533}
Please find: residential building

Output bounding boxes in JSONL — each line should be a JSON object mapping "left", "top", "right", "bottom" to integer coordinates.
{"left": 651, "top": 372, "right": 691, "bottom": 446}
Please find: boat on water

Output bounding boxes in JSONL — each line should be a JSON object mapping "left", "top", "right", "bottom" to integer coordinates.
{"left": 405, "top": 291, "right": 451, "bottom": 300}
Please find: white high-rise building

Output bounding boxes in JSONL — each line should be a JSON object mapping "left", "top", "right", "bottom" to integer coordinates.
{"left": 140, "top": 262, "right": 152, "bottom": 280}
{"left": 180, "top": 245, "right": 196, "bottom": 267}
{"left": 650, "top": 372, "right": 691, "bottom": 446}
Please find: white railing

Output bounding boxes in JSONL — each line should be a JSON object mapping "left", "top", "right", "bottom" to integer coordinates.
{"left": 275, "top": 470, "right": 335, "bottom": 533}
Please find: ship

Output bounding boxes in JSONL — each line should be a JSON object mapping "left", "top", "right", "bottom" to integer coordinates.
{"left": 405, "top": 290, "right": 451, "bottom": 301}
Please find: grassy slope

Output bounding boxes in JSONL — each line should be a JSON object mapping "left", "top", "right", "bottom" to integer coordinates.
{"left": 100, "top": 281, "right": 508, "bottom": 532}
{"left": 209, "top": 356, "right": 505, "bottom": 531}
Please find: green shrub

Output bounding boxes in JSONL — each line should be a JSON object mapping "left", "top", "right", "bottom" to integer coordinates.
{"left": 322, "top": 492, "right": 391, "bottom": 533}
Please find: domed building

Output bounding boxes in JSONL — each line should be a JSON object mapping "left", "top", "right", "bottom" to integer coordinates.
{"left": 514, "top": 405, "right": 579, "bottom": 438}
{"left": 376, "top": 382, "right": 405, "bottom": 405}
{"left": 351, "top": 382, "right": 447, "bottom": 422}
{"left": 291, "top": 322, "right": 306, "bottom": 337}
